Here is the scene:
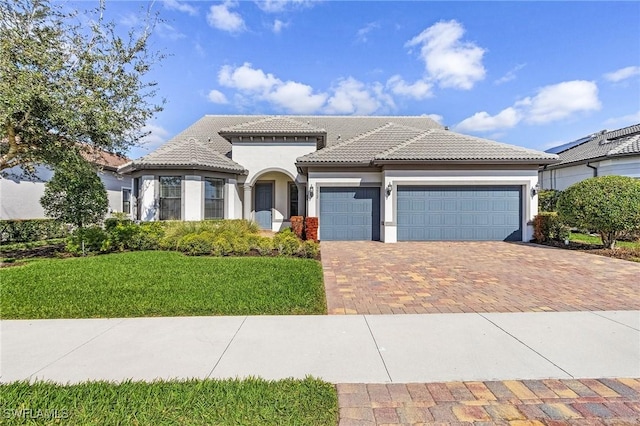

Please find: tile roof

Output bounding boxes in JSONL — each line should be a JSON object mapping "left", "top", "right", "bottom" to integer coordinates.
{"left": 375, "top": 129, "right": 558, "bottom": 162}
{"left": 157, "top": 115, "right": 443, "bottom": 158}
{"left": 296, "top": 123, "right": 428, "bottom": 163}
{"left": 297, "top": 125, "right": 557, "bottom": 165}
{"left": 547, "top": 123, "right": 640, "bottom": 167}
{"left": 218, "top": 116, "right": 326, "bottom": 136}
{"left": 79, "top": 145, "right": 129, "bottom": 170}
{"left": 119, "top": 138, "right": 246, "bottom": 174}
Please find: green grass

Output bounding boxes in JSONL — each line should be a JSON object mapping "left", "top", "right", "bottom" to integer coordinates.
{"left": 569, "top": 232, "right": 640, "bottom": 249}
{"left": 0, "top": 377, "right": 338, "bottom": 426}
{"left": 0, "top": 251, "right": 326, "bottom": 319}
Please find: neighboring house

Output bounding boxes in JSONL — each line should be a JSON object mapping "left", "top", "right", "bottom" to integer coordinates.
{"left": 0, "top": 148, "right": 131, "bottom": 220}
{"left": 119, "top": 115, "right": 558, "bottom": 242}
{"left": 539, "top": 123, "right": 640, "bottom": 191}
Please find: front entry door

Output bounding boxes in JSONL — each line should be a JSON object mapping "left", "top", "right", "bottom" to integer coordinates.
{"left": 255, "top": 182, "right": 273, "bottom": 230}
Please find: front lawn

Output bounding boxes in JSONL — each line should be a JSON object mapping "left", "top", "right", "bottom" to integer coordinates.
{"left": 540, "top": 232, "right": 640, "bottom": 262}
{"left": 0, "top": 251, "right": 326, "bottom": 319}
{"left": 569, "top": 232, "right": 640, "bottom": 249}
{"left": 0, "top": 377, "right": 338, "bottom": 426}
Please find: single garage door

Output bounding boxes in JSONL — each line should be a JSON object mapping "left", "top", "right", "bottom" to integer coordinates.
{"left": 319, "top": 187, "right": 380, "bottom": 241}
{"left": 397, "top": 186, "right": 522, "bottom": 241}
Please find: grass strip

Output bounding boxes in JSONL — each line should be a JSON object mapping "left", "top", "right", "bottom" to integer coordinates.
{"left": 0, "top": 251, "right": 326, "bottom": 319}
{"left": 0, "top": 377, "right": 338, "bottom": 426}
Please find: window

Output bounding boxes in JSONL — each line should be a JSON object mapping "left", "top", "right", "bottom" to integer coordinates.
{"left": 289, "top": 183, "right": 298, "bottom": 217}
{"left": 204, "top": 178, "right": 224, "bottom": 219}
{"left": 159, "top": 176, "right": 181, "bottom": 220}
{"left": 122, "top": 188, "right": 131, "bottom": 214}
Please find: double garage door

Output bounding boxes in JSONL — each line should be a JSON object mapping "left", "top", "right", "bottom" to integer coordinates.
{"left": 319, "top": 185, "right": 522, "bottom": 241}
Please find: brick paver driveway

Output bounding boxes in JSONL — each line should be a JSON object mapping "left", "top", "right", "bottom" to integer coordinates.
{"left": 321, "top": 241, "right": 640, "bottom": 314}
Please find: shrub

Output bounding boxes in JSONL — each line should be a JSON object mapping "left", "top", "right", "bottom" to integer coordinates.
{"left": 66, "top": 226, "right": 107, "bottom": 254}
{"left": 290, "top": 216, "right": 304, "bottom": 239}
{"left": 299, "top": 240, "right": 320, "bottom": 259}
{"left": 538, "top": 189, "right": 561, "bottom": 212}
{"left": 533, "top": 212, "right": 569, "bottom": 243}
{"left": 129, "top": 222, "right": 164, "bottom": 251}
{"left": 250, "top": 236, "right": 274, "bottom": 255}
{"left": 0, "top": 219, "right": 69, "bottom": 243}
{"left": 273, "top": 228, "right": 301, "bottom": 256}
{"left": 557, "top": 176, "right": 640, "bottom": 249}
{"left": 177, "top": 232, "right": 214, "bottom": 255}
{"left": 160, "top": 220, "right": 259, "bottom": 250}
{"left": 212, "top": 236, "right": 233, "bottom": 256}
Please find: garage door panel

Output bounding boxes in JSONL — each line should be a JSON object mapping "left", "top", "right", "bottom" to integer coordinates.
{"left": 398, "top": 186, "right": 522, "bottom": 241}
{"left": 320, "top": 187, "right": 380, "bottom": 241}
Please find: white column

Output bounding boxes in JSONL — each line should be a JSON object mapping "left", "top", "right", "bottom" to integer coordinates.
{"left": 243, "top": 184, "right": 252, "bottom": 221}
{"left": 383, "top": 174, "right": 397, "bottom": 243}
{"left": 183, "top": 175, "right": 202, "bottom": 221}
{"left": 226, "top": 179, "right": 237, "bottom": 219}
{"left": 139, "top": 175, "right": 156, "bottom": 221}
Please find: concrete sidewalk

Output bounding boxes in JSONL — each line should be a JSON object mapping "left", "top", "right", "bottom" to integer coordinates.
{"left": 1, "top": 311, "right": 638, "bottom": 384}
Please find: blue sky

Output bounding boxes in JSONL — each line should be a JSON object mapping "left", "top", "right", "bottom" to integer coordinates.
{"left": 98, "top": 1, "right": 639, "bottom": 159}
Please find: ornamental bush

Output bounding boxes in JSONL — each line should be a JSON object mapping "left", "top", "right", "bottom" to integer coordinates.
{"left": 557, "top": 175, "right": 640, "bottom": 249}
{"left": 532, "top": 212, "right": 569, "bottom": 243}
{"left": 538, "top": 189, "right": 562, "bottom": 212}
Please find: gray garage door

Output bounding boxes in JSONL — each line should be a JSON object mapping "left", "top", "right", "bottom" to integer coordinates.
{"left": 397, "top": 186, "right": 522, "bottom": 241}
{"left": 319, "top": 187, "right": 380, "bottom": 241}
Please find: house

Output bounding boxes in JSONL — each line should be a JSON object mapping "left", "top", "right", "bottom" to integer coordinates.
{"left": 539, "top": 123, "right": 640, "bottom": 191}
{"left": 118, "top": 115, "right": 558, "bottom": 242}
{"left": 0, "top": 148, "right": 131, "bottom": 220}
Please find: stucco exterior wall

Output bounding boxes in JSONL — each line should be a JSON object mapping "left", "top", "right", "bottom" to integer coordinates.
{"left": 1, "top": 166, "right": 129, "bottom": 220}
{"left": 305, "top": 167, "right": 539, "bottom": 243}
{"left": 253, "top": 171, "right": 294, "bottom": 231}
{"left": 539, "top": 156, "right": 640, "bottom": 191}
{"left": 231, "top": 142, "right": 315, "bottom": 184}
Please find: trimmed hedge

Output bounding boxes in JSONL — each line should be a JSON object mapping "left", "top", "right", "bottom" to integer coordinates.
{"left": 0, "top": 219, "right": 69, "bottom": 243}
{"left": 533, "top": 212, "right": 569, "bottom": 243}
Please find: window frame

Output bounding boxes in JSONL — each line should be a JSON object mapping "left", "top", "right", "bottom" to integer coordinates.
{"left": 288, "top": 182, "right": 299, "bottom": 218}
{"left": 158, "top": 176, "right": 182, "bottom": 221}
{"left": 203, "top": 177, "right": 225, "bottom": 220}
{"left": 121, "top": 187, "right": 132, "bottom": 215}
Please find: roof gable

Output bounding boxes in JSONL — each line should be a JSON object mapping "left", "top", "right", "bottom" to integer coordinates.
{"left": 218, "top": 116, "right": 326, "bottom": 137}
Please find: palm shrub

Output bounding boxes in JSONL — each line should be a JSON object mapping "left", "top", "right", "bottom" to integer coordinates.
{"left": 557, "top": 175, "right": 640, "bottom": 249}
{"left": 273, "top": 228, "right": 301, "bottom": 256}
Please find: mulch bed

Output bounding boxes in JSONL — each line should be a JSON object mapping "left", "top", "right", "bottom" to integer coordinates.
{"left": 539, "top": 240, "right": 640, "bottom": 262}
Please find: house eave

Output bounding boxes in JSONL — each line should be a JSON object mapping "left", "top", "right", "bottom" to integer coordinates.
{"left": 118, "top": 163, "right": 247, "bottom": 175}
{"left": 373, "top": 159, "right": 559, "bottom": 166}
{"left": 540, "top": 152, "right": 639, "bottom": 170}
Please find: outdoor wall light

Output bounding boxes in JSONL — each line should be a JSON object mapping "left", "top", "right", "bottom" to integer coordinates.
{"left": 386, "top": 182, "right": 393, "bottom": 196}
{"left": 308, "top": 184, "right": 314, "bottom": 198}
{"left": 530, "top": 183, "right": 541, "bottom": 197}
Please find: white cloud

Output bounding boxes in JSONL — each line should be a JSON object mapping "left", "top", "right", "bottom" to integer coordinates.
{"left": 219, "top": 63, "right": 279, "bottom": 93}
{"left": 119, "top": 13, "right": 140, "bottom": 27}
{"left": 255, "top": 0, "right": 314, "bottom": 13}
{"left": 139, "top": 124, "right": 170, "bottom": 150}
{"left": 455, "top": 80, "right": 601, "bottom": 133}
{"left": 272, "top": 19, "right": 288, "bottom": 33}
{"left": 207, "top": 90, "right": 228, "bottom": 104}
{"left": 207, "top": 1, "right": 245, "bottom": 33}
{"left": 520, "top": 80, "right": 601, "bottom": 124}
{"left": 494, "top": 63, "right": 526, "bottom": 85}
{"left": 406, "top": 20, "right": 486, "bottom": 90}
{"left": 162, "top": 0, "right": 198, "bottom": 16}
{"left": 604, "top": 110, "right": 640, "bottom": 126}
{"left": 456, "top": 107, "right": 521, "bottom": 132}
{"left": 424, "top": 114, "right": 443, "bottom": 124}
{"left": 155, "top": 22, "right": 185, "bottom": 40}
{"left": 325, "top": 77, "right": 384, "bottom": 115}
{"left": 267, "top": 81, "right": 327, "bottom": 113}
{"left": 386, "top": 75, "right": 433, "bottom": 100}
{"left": 356, "top": 22, "right": 380, "bottom": 43}
{"left": 603, "top": 66, "right": 640, "bottom": 83}
{"left": 217, "top": 63, "right": 327, "bottom": 113}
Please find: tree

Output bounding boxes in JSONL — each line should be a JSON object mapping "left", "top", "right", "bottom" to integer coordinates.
{"left": 557, "top": 175, "right": 640, "bottom": 249}
{"left": 0, "top": 0, "right": 163, "bottom": 175}
{"left": 40, "top": 155, "right": 108, "bottom": 231}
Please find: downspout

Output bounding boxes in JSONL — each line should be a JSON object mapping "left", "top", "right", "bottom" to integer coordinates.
{"left": 586, "top": 162, "right": 598, "bottom": 177}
